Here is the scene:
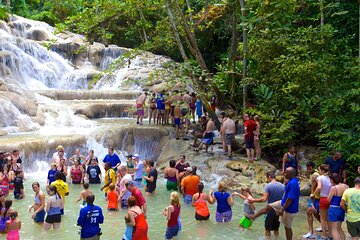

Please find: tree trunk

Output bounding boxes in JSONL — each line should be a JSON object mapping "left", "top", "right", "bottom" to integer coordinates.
{"left": 204, "top": 0, "right": 210, "bottom": 23}
{"left": 320, "top": 0, "right": 324, "bottom": 27}
{"left": 229, "top": 0, "right": 239, "bottom": 103}
{"left": 174, "top": 1, "right": 209, "bottom": 72}
{"left": 165, "top": 0, "right": 188, "bottom": 62}
{"left": 137, "top": 6, "right": 148, "bottom": 43}
{"left": 239, "top": 0, "right": 247, "bottom": 113}
{"left": 175, "top": 0, "right": 227, "bottom": 108}
{"left": 185, "top": 0, "right": 194, "bottom": 24}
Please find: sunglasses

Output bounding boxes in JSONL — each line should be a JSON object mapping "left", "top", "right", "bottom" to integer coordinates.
{"left": 58, "top": 150, "right": 64, "bottom": 152}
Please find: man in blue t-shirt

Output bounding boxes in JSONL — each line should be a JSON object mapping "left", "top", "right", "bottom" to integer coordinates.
{"left": 324, "top": 151, "right": 346, "bottom": 183}
{"left": 269, "top": 167, "right": 300, "bottom": 240}
{"left": 102, "top": 147, "right": 121, "bottom": 170}
{"left": 77, "top": 194, "right": 104, "bottom": 239}
{"left": 247, "top": 172, "right": 285, "bottom": 239}
{"left": 156, "top": 90, "right": 166, "bottom": 125}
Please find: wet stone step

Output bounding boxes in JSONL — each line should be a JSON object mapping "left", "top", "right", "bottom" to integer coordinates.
{"left": 33, "top": 90, "right": 141, "bottom": 100}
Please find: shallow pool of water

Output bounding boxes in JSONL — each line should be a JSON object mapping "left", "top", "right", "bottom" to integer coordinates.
{"left": 3, "top": 168, "right": 315, "bottom": 240}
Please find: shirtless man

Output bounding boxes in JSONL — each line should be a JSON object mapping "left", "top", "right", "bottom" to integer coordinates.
{"left": 221, "top": 113, "right": 236, "bottom": 160}
{"left": 194, "top": 117, "right": 215, "bottom": 153}
{"left": 174, "top": 105, "right": 184, "bottom": 140}
{"left": 136, "top": 92, "right": 148, "bottom": 125}
{"left": 170, "top": 90, "right": 182, "bottom": 124}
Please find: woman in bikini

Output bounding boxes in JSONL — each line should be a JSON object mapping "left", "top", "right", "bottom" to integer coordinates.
{"left": 149, "top": 93, "right": 157, "bottom": 125}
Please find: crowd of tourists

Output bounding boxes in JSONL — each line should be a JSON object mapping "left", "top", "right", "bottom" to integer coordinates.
{"left": 0, "top": 144, "right": 359, "bottom": 240}
{"left": 136, "top": 90, "right": 263, "bottom": 162}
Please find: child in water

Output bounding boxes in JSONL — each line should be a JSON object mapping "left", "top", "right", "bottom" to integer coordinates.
{"left": 6, "top": 211, "right": 21, "bottom": 240}
{"left": 76, "top": 183, "right": 92, "bottom": 206}
{"left": 234, "top": 188, "right": 255, "bottom": 229}
{"left": 122, "top": 213, "right": 133, "bottom": 240}
{"left": 107, "top": 183, "right": 118, "bottom": 211}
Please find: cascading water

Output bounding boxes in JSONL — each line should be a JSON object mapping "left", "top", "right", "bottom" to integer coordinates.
{"left": 100, "top": 45, "right": 127, "bottom": 71}
{"left": 0, "top": 15, "right": 169, "bottom": 136}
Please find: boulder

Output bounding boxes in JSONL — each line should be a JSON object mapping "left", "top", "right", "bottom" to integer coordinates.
{"left": 88, "top": 43, "right": 105, "bottom": 68}
{"left": 0, "top": 79, "right": 8, "bottom": 91}
{"left": 0, "top": 51, "right": 19, "bottom": 69}
{"left": 148, "top": 82, "right": 166, "bottom": 92}
{"left": 26, "top": 28, "right": 49, "bottom": 41}
{"left": 0, "top": 129, "right": 8, "bottom": 136}
{"left": 1, "top": 91, "right": 38, "bottom": 116}
{"left": 50, "top": 42, "right": 86, "bottom": 66}
{"left": 73, "top": 102, "right": 134, "bottom": 119}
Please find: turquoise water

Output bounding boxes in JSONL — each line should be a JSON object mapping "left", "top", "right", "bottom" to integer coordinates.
{"left": 4, "top": 169, "right": 311, "bottom": 240}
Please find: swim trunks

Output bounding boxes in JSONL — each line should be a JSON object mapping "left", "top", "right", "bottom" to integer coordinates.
{"left": 183, "top": 194, "right": 192, "bottom": 205}
{"left": 225, "top": 133, "right": 234, "bottom": 145}
{"left": 245, "top": 135, "right": 255, "bottom": 149}
{"left": 264, "top": 209, "right": 280, "bottom": 231}
{"left": 174, "top": 118, "right": 181, "bottom": 128}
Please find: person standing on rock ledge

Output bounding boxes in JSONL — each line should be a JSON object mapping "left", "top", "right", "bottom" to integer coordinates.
{"left": 136, "top": 92, "right": 148, "bottom": 125}
{"left": 220, "top": 112, "right": 236, "bottom": 160}
{"left": 243, "top": 114, "right": 257, "bottom": 163}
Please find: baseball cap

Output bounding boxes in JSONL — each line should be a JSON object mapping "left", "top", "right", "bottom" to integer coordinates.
{"left": 185, "top": 167, "right": 193, "bottom": 172}
{"left": 133, "top": 154, "right": 140, "bottom": 159}
{"left": 126, "top": 154, "right": 133, "bottom": 158}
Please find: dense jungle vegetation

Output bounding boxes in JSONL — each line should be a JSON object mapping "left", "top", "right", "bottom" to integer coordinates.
{"left": 1, "top": 0, "right": 359, "bottom": 180}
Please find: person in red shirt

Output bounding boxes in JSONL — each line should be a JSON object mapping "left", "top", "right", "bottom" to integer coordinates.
{"left": 125, "top": 181, "right": 147, "bottom": 217}
{"left": 244, "top": 114, "right": 257, "bottom": 162}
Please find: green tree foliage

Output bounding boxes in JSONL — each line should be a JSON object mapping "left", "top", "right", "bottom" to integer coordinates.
{"left": 8, "top": 0, "right": 360, "bottom": 179}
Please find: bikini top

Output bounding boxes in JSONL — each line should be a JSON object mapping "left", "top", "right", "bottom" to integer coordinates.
{"left": 34, "top": 192, "right": 41, "bottom": 205}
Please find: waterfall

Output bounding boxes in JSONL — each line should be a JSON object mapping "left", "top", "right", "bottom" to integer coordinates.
{"left": 100, "top": 45, "right": 126, "bottom": 71}
{"left": 0, "top": 15, "right": 171, "bottom": 171}
{"left": 0, "top": 37, "right": 73, "bottom": 89}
